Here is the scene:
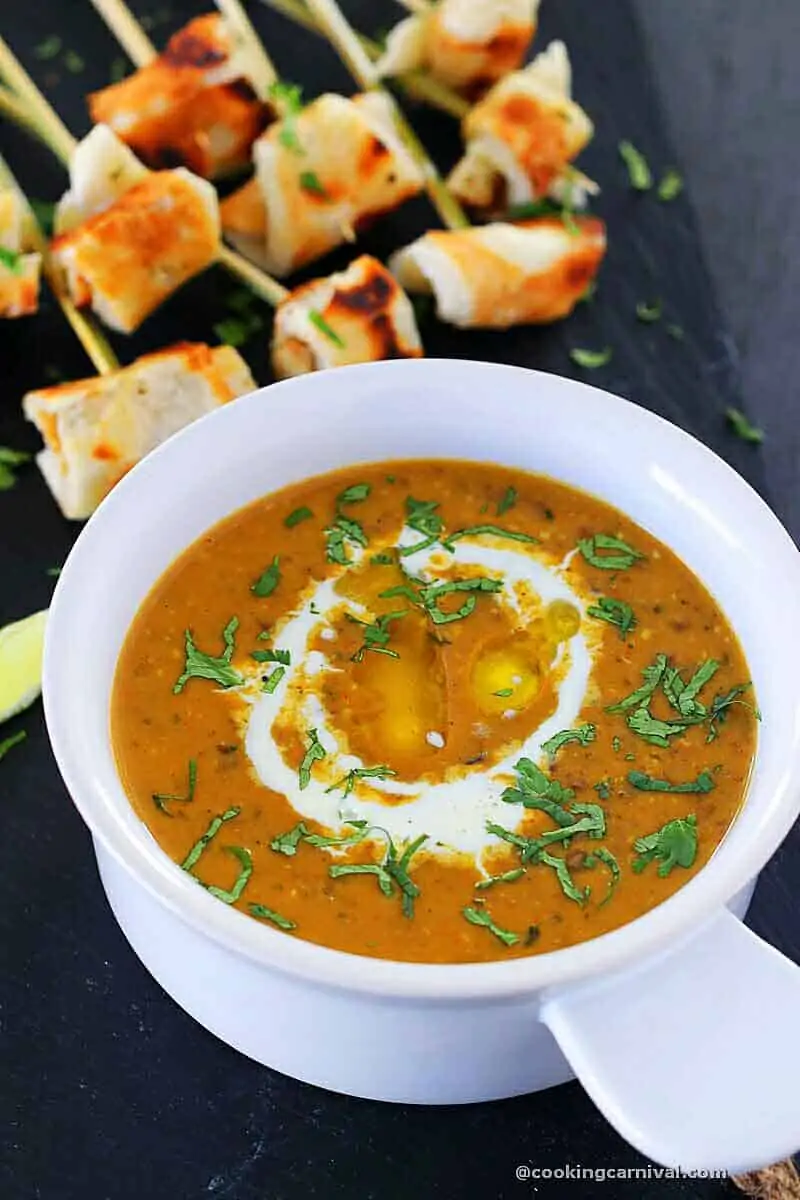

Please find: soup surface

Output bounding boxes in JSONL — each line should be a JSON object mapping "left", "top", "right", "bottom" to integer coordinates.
{"left": 112, "top": 461, "right": 757, "bottom": 963}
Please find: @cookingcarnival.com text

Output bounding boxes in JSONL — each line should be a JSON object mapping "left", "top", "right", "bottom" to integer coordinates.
{"left": 514, "top": 1164, "right": 728, "bottom": 1183}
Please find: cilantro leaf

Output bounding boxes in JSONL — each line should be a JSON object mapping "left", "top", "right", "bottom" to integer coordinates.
{"left": 497, "top": 486, "right": 517, "bottom": 516}
{"left": 541, "top": 724, "right": 596, "bottom": 760}
{"left": 326, "top": 765, "right": 397, "bottom": 798}
{"left": 632, "top": 814, "right": 698, "bottom": 877}
{"left": 658, "top": 169, "right": 683, "bottom": 201}
{"left": 153, "top": 757, "right": 198, "bottom": 815}
{"left": 285, "top": 506, "right": 313, "bottom": 529}
{"left": 628, "top": 769, "right": 716, "bottom": 794}
{"left": 726, "top": 408, "right": 764, "bottom": 444}
{"left": 442, "top": 524, "right": 538, "bottom": 552}
{"left": 309, "top": 310, "right": 345, "bottom": 347}
{"left": 298, "top": 728, "right": 326, "bottom": 790}
{"left": 347, "top": 610, "right": 406, "bottom": 662}
{"left": 588, "top": 597, "right": 637, "bottom": 638}
{"left": 173, "top": 618, "right": 243, "bottom": 694}
{"left": 570, "top": 346, "right": 613, "bottom": 369}
{"left": 205, "top": 846, "right": 253, "bottom": 904}
{"left": 249, "top": 902, "right": 296, "bottom": 931}
{"left": 462, "top": 905, "right": 519, "bottom": 946}
{"left": 577, "top": 533, "right": 645, "bottom": 570}
{"left": 251, "top": 555, "right": 281, "bottom": 598}
{"left": 180, "top": 807, "right": 240, "bottom": 872}
{"left": 337, "top": 483, "right": 371, "bottom": 505}
{"left": 0, "top": 730, "right": 26, "bottom": 762}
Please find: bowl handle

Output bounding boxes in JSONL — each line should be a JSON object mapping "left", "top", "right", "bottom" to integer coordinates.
{"left": 540, "top": 908, "right": 800, "bottom": 1173}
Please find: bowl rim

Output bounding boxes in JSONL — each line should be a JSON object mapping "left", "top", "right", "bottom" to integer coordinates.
{"left": 43, "top": 359, "right": 800, "bottom": 1001}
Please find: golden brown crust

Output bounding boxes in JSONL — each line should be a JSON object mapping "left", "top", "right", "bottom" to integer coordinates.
{"left": 88, "top": 14, "right": 271, "bottom": 178}
{"left": 50, "top": 171, "right": 219, "bottom": 333}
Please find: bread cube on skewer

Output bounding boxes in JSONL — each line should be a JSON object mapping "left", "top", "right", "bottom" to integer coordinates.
{"left": 0, "top": 190, "right": 41, "bottom": 318}
{"left": 448, "top": 42, "right": 597, "bottom": 213}
{"left": 88, "top": 14, "right": 272, "bottom": 179}
{"left": 390, "top": 216, "right": 606, "bottom": 329}
{"left": 49, "top": 125, "right": 221, "bottom": 333}
{"left": 221, "top": 91, "right": 425, "bottom": 277}
{"left": 375, "top": 0, "right": 540, "bottom": 96}
{"left": 272, "top": 254, "right": 423, "bottom": 377}
{"left": 23, "top": 342, "right": 255, "bottom": 520}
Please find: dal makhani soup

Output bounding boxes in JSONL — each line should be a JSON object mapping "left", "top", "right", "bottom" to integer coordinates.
{"left": 112, "top": 461, "right": 757, "bottom": 963}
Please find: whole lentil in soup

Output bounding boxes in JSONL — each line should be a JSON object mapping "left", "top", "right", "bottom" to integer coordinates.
{"left": 112, "top": 461, "right": 758, "bottom": 963}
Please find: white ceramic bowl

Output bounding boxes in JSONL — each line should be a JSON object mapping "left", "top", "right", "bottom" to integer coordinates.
{"left": 44, "top": 360, "right": 800, "bottom": 1173}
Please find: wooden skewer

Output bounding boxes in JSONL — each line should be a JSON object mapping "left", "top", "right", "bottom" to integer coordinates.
{"left": 88, "top": 0, "right": 158, "bottom": 68}
{"left": 258, "top": 0, "right": 468, "bottom": 119}
{"left": 0, "top": 26, "right": 287, "bottom": 308}
{"left": 0, "top": 85, "right": 50, "bottom": 145}
{"left": 0, "top": 147, "right": 119, "bottom": 376}
{"left": 303, "top": 0, "right": 470, "bottom": 230}
{"left": 213, "top": 0, "right": 280, "bottom": 99}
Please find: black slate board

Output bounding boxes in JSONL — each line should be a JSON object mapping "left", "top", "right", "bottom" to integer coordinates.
{"left": 0, "top": 3, "right": 792, "bottom": 1199}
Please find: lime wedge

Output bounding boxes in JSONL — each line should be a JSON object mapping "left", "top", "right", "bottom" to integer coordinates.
{"left": 0, "top": 609, "right": 48, "bottom": 723}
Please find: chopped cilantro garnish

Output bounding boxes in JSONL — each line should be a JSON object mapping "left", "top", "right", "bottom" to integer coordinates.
{"left": 628, "top": 769, "right": 716, "bottom": 794}
{"left": 64, "top": 49, "right": 84, "bottom": 73}
{"left": 0, "top": 247, "right": 22, "bottom": 274}
{"left": 180, "top": 807, "right": 240, "bottom": 872}
{"left": 337, "top": 483, "right": 370, "bottom": 505}
{"left": 109, "top": 56, "right": 128, "bottom": 83}
{"left": 205, "top": 846, "right": 253, "bottom": 904}
{"left": 347, "top": 610, "right": 406, "bottom": 662}
{"left": 474, "top": 867, "right": 525, "bottom": 891}
{"left": 153, "top": 758, "right": 197, "bottom": 816}
{"left": 726, "top": 408, "right": 764, "bottom": 444}
{"left": 251, "top": 556, "right": 281, "bottom": 598}
{"left": 251, "top": 647, "right": 290, "bottom": 665}
{"left": 587, "top": 596, "right": 637, "bottom": 638}
{"left": 326, "top": 765, "right": 397, "bottom": 799}
{"left": 249, "top": 902, "right": 296, "bottom": 931}
{"left": 268, "top": 81, "right": 305, "bottom": 154}
{"left": 442, "top": 524, "right": 538, "bottom": 552}
{"left": 462, "top": 905, "right": 519, "bottom": 946}
{"left": 542, "top": 724, "right": 596, "bottom": 760}
{"left": 570, "top": 346, "right": 612, "bottom": 369}
{"left": 285, "top": 505, "right": 313, "bottom": 528}
{"left": 577, "top": 533, "right": 644, "bottom": 570}
{"left": 632, "top": 814, "right": 698, "bottom": 877}
{"left": 325, "top": 515, "right": 368, "bottom": 564}
{"left": 619, "top": 140, "right": 652, "bottom": 190}
{"left": 496, "top": 486, "right": 517, "bottom": 516}
{"left": 330, "top": 832, "right": 428, "bottom": 918}
{"left": 262, "top": 666, "right": 286, "bottom": 693}
{"left": 173, "top": 618, "right": 242, "bottom": 693}
{"left": 298, "top": 728, "right": 326, "bottom": 790}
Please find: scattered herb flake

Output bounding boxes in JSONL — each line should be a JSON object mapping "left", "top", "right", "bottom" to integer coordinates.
{"left": 34, "top": 35, "right": 62, "bottom": 60}
{"left": 309, "top": 310, "right": 345, "bottom": 347}
{"left": 370, "top": 552, "right": 394, "bottom": 566}
{"left": 594, "top": 779, "right": 611, "bottom": 801}
{"left": 570, "top": 346, "right": 612, "bottom": 369}
{"left": 0, "top": 730, "right": 26, "bottom": 762}
{"left": 612, "top": 736, "right": 622, "bottom": 753}
{"left": 585, "top": 846, "right": 620, "bottom": 906}
{"left": 493, "top": 688, "right": 514, "bottom": 698}
{"left": 325, "top": 514, "right": 368, "bottom": 564}
{"left": 636, "top": 299, "right": 662, "bottom": 323}
{"left": 173, "top": 618, "right": 242, "bottom": 693}
{"left": 348, "top": 610, "right": 406, "bottom": 662}
{"left": 496, "top": 486, "right": 517, "bottom": 516}
{"left": 619, "top": 140, "right": 652, "bottom": 190}
{"left": 0, "top": 247, "right": 22, "bottom": 274}
{"left": 726, "top": 408, "right": 764, "bottom": 444}
{"left": 299, "top": 170, "right": 328, "bottom": 197}
{"left": 0, "top": 446, "right": 31, "bottom": 491}
{"left": 271, "top": 822, "right": 309, "bottom": 856}
{"left": 109, "top": 56, "right": 128, "bottom": 83}
{"left": 262, "top": 666, "right": 286, "bottom": 693}
{"left": 667, "top": 323, "right": 685, "bottom": 341}
{"left": 63, "top": 49, "right": 85, "bottom": 73}
{"left": 658, "top": 169, "right": 683, "bottom": 201}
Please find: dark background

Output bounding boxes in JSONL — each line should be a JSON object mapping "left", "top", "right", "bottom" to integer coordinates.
{"left": 1, "top": 2, "right": 798, "bottom": 1198}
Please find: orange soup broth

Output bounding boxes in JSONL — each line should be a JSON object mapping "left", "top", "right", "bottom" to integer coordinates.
{"left": 112, "top": 461, "right": 756, "bottom": 963}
